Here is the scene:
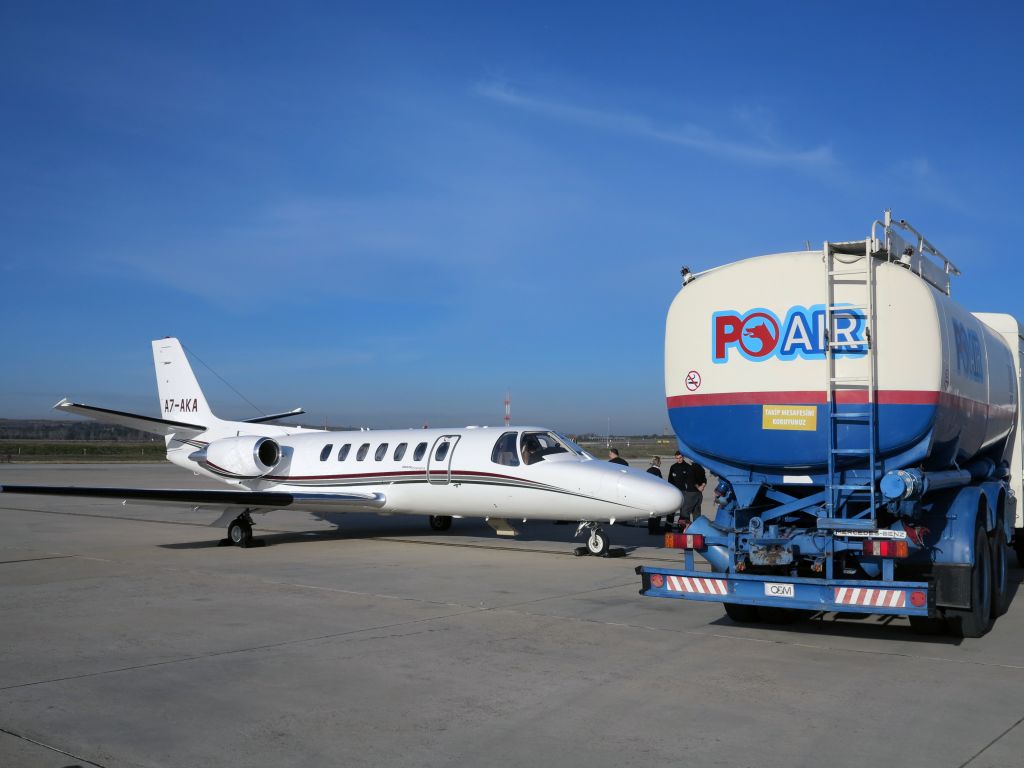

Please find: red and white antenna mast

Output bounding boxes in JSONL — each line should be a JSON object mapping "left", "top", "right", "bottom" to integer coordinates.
{"left": 504, "top": 391, "right": 511, "bottom": 427}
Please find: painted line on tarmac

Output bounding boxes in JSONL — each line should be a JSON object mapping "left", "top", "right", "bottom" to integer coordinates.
{"left": 0, "top": 555, "right": 74, "bottom": 565}
{"left": 0, "top": 725, "right": 108, "bottom": 767}
{"left": 958, "top": 712, "right": 1024, "bottom": 767}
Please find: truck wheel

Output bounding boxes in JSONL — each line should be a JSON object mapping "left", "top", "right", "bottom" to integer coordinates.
{"left": 991, "top": 527, "right": 1011, "bottom": 618}
{"left": 947, "top": 523, "right": 993, "bottom": 638}
{"left": 1013, "top": 530, "right": 1024, "bottom": 569}
{"left": 908, "top": 616, "right": 946, "bottom": 635}
{"left": 757, "top": 607, "right": 805, "bottom": 624}
{"left": 723, "top": 603, "right": 760, "bottom": 623}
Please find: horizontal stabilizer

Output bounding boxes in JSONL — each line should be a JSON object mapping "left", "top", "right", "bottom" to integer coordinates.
{"left": 0, "top": 484, "right": 387, "bottom": 513}
{"left": 242, "top": 408, "right": 305, "bottom": 424}
{"left": 54, "top": 399, "right": 206, "bottom": 437}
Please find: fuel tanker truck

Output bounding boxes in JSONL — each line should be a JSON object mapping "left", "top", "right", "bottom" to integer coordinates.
{"left": 637, "top": 211, "right": 1022, "bottom": 637}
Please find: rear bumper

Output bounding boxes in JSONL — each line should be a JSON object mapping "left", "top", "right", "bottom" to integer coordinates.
{"left": 636, "top": 566, "right": 932, "bottom": 617}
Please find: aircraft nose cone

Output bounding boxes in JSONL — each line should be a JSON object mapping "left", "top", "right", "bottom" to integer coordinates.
{"left": 650, "top": 480, "right": 684, "bottom": 516}
{"left": 617, "top": 473, "right": 683, "bottom": 517}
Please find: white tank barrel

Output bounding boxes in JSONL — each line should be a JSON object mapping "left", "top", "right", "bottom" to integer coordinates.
{"left": 666, "top": 246, "right": 1018, "bottom": 478}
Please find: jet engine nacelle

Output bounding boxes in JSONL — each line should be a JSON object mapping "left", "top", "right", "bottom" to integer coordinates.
{"left": 199, "top": 435, "right": 281, "bottom": 478}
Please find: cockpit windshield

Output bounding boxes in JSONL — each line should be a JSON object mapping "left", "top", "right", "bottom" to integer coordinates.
{"left": 519, "top": 431, "right": 576, "bottom": 465}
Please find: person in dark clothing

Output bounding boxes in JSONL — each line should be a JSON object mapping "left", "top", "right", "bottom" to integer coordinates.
{"left": 607, "top": 448, "right": 629, "bottom": 466}
{"left": 646, "top": 456, "right": 667, "bottom": 534}
{"left": 666, "top": 450, "right": 707, "bottom": 529}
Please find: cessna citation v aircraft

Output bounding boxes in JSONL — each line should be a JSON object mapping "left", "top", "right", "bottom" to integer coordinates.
{"left": 1, "top": 338, "right": 682, "bottom": 555}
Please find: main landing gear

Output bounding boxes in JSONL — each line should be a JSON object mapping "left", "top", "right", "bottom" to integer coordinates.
{"left": 222, "top": 510, "right": 263, "bottom": 548}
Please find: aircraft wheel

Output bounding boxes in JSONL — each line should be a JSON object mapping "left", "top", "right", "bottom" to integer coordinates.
{"left": 587, "top": 529, "right": 610, "bottom": 556}
{"left": 429, "top": 515, "right": 453, "bottom": 532}
{"left": 947, "top": 522, "right": 993, "bottom": 638}
{"left": 991, "top": 527, "right": 1011, "bottom": 618}
{"left": 723, "top": 603, "right": 760, "bottom": 623}
{"left": 228, "top": 519, "right": 253, "bottom": 548}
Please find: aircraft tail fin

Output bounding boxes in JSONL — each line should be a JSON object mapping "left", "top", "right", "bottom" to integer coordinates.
{"left": 152, "top": 338, "right": 218, "bottom": 426}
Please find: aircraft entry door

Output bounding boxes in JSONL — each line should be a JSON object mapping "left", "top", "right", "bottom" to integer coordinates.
{"left": 427, "top": 435, "right": 460, "bottom": 485}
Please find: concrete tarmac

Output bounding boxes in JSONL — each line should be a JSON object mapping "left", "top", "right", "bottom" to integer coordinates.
{"left": 1, "top": 463, "right": 1022, "bottom": 768}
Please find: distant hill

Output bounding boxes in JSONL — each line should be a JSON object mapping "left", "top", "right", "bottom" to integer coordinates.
{"left": 0, "top": 419, "right": 155, "bottom": 442}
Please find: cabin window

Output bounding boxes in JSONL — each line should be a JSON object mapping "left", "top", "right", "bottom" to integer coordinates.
{"left": 413, "top": 442, "right": 428, "bottom": 461}
{"left": 338, "top": 444, "right": 351, "bottom": 461}
{"left": 491, "top": 431, "right": 520, "bottom": 466}
{"left": 394, "top": 443, "right": 408, "bottom": 461}
{"left": 357, "top": 443, "right": 370, "bottom": 461}
{"left": 434, "top": 442, "right": 450, "bottom": 462}
{"left": 375, "top": 443, "right": 389, "bottom": 461}
{"left": 320, "top": 444, "right": 333, "bottom": 461}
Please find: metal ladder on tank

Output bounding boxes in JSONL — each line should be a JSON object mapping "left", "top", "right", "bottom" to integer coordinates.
{"left": 822, "top": 237, "right": 880, "bottom": 534}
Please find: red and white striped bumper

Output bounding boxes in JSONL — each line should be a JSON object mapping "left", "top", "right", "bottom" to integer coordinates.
{"left": 834, "top": 587, "right": 906, "bottom": 609}
{"left": 663, "top": 575, "right": 728, "bottom": 596}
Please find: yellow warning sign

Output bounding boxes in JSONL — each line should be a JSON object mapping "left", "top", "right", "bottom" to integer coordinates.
{"left": 762, "top": 405, "right": 817, "bottom": 431}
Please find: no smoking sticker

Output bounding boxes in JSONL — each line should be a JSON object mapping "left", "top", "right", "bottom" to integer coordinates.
{"left": 685, "top": 370, "right": 701, "bottom": 391}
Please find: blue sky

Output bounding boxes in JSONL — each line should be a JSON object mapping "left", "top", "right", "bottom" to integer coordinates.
{"left": 2, "top": 2, "right": 1021, "bottom": 434}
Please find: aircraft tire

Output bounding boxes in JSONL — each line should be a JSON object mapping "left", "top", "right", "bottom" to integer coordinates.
{"left": 429, "top": 515, "right": 453, "bottom": 532}
{"left": 587, "top": 529, "right": 610, "bottom": 556}
{"left": 228, "top": 520, "right": 253, "bottom": 548}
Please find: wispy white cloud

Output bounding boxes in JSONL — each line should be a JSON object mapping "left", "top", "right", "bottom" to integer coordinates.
{"left": 476, "top": 81, "right": 837, "bottom": 174}
{"left": 893, "top": 157, "right": 973, "bottom": 215}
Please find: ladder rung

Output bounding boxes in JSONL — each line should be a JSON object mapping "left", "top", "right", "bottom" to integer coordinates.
{"left": 828, "top": 304, "right": 870, "bottom": 312}
{"left": 829, "top": 341, "right": 870, "bottom": 348}
{"left": 831, "top": 484, "right": 874, "bottom": 491}
{"left": 830, "top": 376, "right": 870, "bottom": 383}
{"left": 832, "top": 448, "right": 872, "bottom": 455}
{"left": 828, "top": 269, "right": 868, "bottom": 276}
{"left": 830, "top": 412, "right": 871, "bottom": 419}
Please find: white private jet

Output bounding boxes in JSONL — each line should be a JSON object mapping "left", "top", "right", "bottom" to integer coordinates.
{"left": 1, "top": 338, "right": 681, "bottom": 554}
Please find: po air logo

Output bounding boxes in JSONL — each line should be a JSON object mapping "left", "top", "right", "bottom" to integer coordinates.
{"left": 712, "top": 304, "right": 866, "bottom": 363}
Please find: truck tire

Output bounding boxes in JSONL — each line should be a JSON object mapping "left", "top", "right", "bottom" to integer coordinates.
{"left": 908, "top": 616, "right": 946, "bottom": 635}
{"left": 991, "top": 527, "right": 1011, "bottom": 618}
{"left": 947, "top": 523, "right": 993, "bottom": 638}
{"left": 757, "top": 607, "right": 806, "bottom": 624}
{"left": 723, "top": 603, "right": 760, "bottom": 623}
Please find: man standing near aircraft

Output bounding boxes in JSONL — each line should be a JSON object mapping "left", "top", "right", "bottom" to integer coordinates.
{"left": 667, "top": 450, "right": 706, "bottom": 530}
{"left": 608, "top": 448, "right": 628, "bottom": 466}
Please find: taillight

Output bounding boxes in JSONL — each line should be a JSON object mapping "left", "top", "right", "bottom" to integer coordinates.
{"left": 910, "top": 590, "right": 927, "bottom": 607}
{"left": 863, "top": 540, "right": 909, "bottom": 558}
{"left": 650, "top": 574, "right": 665, "bottom": 588}
{"left": 665, "top": 532, "right": 705, "bottom": 549}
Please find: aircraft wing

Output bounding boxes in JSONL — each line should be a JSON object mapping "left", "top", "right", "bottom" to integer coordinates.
{"left": 0, "top": 485, "right": 387, "bottom": 513}
{"left": 54, "top": 399, "right": 206, "bottom": 438}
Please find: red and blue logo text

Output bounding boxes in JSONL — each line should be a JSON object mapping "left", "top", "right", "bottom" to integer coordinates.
{"left": 712, "top": 305, "right": 866, "bottom": 363}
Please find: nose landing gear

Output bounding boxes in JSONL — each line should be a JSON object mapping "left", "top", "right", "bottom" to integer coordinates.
{"left": 574, "top": 521, "right": 619, "bottom": 557}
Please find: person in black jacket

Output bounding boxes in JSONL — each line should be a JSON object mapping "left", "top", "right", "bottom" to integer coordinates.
{"left": 607, "top": 448, "right": 628, "bottom": 466}
{"left": 666, "top": 450, "right": 707, "bottom": 529}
